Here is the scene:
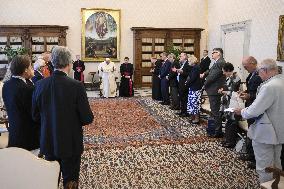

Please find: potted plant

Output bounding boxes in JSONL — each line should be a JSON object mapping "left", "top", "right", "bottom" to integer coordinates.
{"left": 1, "top": 46, "right": 29, "bottom": 82}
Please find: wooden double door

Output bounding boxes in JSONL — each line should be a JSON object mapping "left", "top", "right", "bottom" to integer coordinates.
{"left": 131, "top": 27, "right": 203, "bottom": 88}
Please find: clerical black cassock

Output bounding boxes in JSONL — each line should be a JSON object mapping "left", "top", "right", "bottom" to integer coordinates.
{"left": 119, "top": 62, "right": 134, "bottom": 97}
{"left": 152, "top": 59, "right": 162, "bottom": 100}
{"left": 73, "top": 60, "right": 85, "bottom": 82}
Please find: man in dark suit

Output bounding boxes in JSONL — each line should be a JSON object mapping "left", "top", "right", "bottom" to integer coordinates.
{"left": 204, "top": 48, "right": 226, "bottom": 137}
{"left": 2, "top": 55, "right": 39, "bottom": 151}
{"left": 159, "top": 52, "right": 171, "bottom": 105}
{"left": 150, "top": 57, "right": 162, "bottom": 101}
{"left": 32, "top": 46, "right": 94, "bottom": 188}
{"left": 238, "top": 56, "right": 262, "bottom": 169}
{"left": 173, "top": 52, "right": 192, "bottom": 117}
{"left": 200, "top": 50, "right": 211, "bottom": 79}
{"left": 32, "top": 58, "right": 45, "bottom": 84}
{"left": 167, "top": 53, "right": 180, "bottom": 110}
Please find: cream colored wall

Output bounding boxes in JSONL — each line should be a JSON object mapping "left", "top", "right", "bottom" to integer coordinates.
{"left": 0, "top": 0, "right": 207, "bottom": 82}
{"left": 208, "top": 0, "right": 284, "bottom": 66}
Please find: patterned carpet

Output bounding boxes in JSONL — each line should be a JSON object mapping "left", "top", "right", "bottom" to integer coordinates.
{"left": 77, "top": 97, "right": 259, "bottom": 188}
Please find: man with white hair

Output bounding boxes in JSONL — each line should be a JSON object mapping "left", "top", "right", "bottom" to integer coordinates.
{"left": 32, "top": 58, "right": 45, "bottom": 84}
{"left": 32, "top": 46, "right": 94, "bottom": 188}
{"left": 235, "top": 59, "right": 284, "bottom": 183}
{"left": 99, "top": 58, "right": 117, "bottom": 98}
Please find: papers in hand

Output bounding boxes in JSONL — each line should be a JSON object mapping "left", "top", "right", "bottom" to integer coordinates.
{"left": 224, "top": 108, "right": 235, "bottom": 112}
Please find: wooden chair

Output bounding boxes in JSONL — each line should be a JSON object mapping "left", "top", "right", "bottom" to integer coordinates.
{"left": 0, "top": 147, "right": 60, "bottom": 189}
{"left": 261, "top": 167, "right": 284, "bottom": 189}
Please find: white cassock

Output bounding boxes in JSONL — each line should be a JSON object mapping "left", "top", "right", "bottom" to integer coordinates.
{"left": 99, "top": 61, "right": 117, "bottom": 98}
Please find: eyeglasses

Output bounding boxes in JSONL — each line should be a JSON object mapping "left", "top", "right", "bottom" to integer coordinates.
{"left": 257, "top": 67, "right": 267, "bottom": 72}
{"left": 212, "top": 52, "right": 219, "bottom": 54}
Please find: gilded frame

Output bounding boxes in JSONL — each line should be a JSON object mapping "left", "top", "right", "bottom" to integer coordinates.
{"left": 277, "top": 15, "right": 284, "bottom": 61}
{"left": 81, "top": 8, "right": 121, "bottom": 62}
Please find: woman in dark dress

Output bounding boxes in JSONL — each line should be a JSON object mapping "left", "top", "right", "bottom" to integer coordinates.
{"left": 119, "top": 57, "right": 134, "bottom": 97}
{"left": 150, "top": 57, "right": 162, "bottom": 100}
{"left": 186, "top": 55, "right": 202, "bottom": 124}
{"left": 2, "top": 55, "right": 39, "bottom": 150}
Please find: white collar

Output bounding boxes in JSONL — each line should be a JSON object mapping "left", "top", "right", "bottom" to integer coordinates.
{"left": 12, "top": 75, "right": 27, "bottom": 84}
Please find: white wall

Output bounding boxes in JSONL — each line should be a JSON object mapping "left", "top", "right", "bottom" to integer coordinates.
{"left": 208, "top": 0, "right": 284, "bottom": 67}
{"left": 0, "top": 0, "right": 207, "bottom": 82}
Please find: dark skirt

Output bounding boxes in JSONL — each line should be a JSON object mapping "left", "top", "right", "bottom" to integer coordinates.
{"left": 152, "top": 75, "right": 162, "bottom": 100}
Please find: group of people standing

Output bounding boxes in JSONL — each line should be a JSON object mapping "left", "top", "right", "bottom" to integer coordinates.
{"left": 151, "top": 51, "right": 210, "bottom": 123}
{"left": 2, "top": 46, "right": 94, "bottom": 189}
{"left": 151, "top": 48, "right": 284, "bottom": 184}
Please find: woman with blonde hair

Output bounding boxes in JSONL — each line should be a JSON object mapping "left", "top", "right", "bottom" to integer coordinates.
{"left": 186, "top": 55, "right": 202, "bottom": 124}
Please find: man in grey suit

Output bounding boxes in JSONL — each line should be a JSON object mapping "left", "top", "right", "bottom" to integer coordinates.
{"left": 203, "top": 48, "right": 226, "bottom": 137}
{"left": 235, "top": 59, "right": 284, "bottom": 183}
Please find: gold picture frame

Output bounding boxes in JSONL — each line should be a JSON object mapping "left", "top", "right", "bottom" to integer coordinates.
{"left": 81, "top": 8, "right": 120, "bottom": 62}
{"left": 277, "top": 15, "right": 284, "bottom": 61}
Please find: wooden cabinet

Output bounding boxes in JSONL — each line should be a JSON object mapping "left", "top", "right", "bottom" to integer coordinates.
{"left": 131, "top": 27, "right": 204, "bottom": 88}
{"left": 0, "top": 25, "right": 68, "bottom": 64}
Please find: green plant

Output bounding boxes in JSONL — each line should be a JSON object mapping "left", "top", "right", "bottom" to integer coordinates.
{"left": 165, "top": 43, "right": 182, "bottom": 60}
{"left": 3, "top": 46, "right": 29, "bottom": 61}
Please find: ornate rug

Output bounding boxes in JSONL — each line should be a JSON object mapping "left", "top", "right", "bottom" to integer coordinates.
{"left": 84, "top": 97, "right": 215, "bottom": 149}
{"left": 74, "top": 97, "right": 259, "bottom": 188}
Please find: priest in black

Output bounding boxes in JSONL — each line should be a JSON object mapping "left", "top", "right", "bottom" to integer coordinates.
{"left": 150, "top": 57, "right": 162, "bottom": 101}
{"left": 119, "top": 57, "right": 134, "bottom": 97}
{"left": 73, "top": 55, "right": 85, "bottom": 82}
{"left": 2, "top": 55, "right": 39, "bottom": 151}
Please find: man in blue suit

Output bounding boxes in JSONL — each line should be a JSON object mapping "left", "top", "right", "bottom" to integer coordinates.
{"left": 32, "top": 46, "right": 94, "bottom": 188}
{"left": 159, "top": 52, "right": 171, "bottom": 105}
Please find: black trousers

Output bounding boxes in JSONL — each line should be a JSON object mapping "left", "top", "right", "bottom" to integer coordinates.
{"left": 45, "top": 155, "right": 81, "bottom": 187}
{"left": 170, "top": 85, "right": 179, "bottom": 108}
{"left": 208, "top": 95, "right": 222, "bottom": 135}
{"left": 224, "top": 119, "right": 240, "bottom": 145}
{"left": 179, "top": 87, "right": 189, "bottom": 114}
{"left": 161, "top": 78, "right": 170, "bottom": 103}
{"left": 246, "top": 119, "right": 256, "bottom": 161}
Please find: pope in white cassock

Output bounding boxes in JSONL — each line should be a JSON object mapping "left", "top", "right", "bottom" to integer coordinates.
{"left": 98, "top": 58, "right": 117, "bottom": 98}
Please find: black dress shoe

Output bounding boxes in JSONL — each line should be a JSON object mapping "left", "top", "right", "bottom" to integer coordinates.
{"left": 179, "top": 113, "right": 188, "bottom": 117}
{"left": 209, "top": 133, "right": 224, "bottom": 138}
{"left": 238, "top": 154, "right": 255, "bottom": 162}
{"left": 247, "top": 162, "right": 256, "bottom": 169}
{"left": 170, "top": 106, "right": 180, "bottom": 110}
{"left": 222, "top": 143, "right": 235, "bottom": 149}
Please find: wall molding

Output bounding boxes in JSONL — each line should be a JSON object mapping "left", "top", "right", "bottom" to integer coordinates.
{"left": 221, "top": 20, "right": 252, "bottom": 57}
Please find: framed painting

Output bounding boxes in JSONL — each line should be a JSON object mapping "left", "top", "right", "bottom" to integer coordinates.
{"left": 81, "top": 8, "right": 120, "bottom": 62}
{"left": 277, "top": 15, "right": 284, "bottom": 61}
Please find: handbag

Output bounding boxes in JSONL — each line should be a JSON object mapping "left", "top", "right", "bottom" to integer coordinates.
{"left": 185, "top": 75, "right": 191, "bottom": 86}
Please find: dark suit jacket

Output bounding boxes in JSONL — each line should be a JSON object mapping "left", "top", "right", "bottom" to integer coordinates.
{"left": 178, "top": 61, "right": 192, "bottom": 93}
{"left": 159, "top": 59, "right": 171, "bottom": 79}
{"left": 2, "top": 77, "right": 39, "bottom": 150}
{"left": 200, "top": 56, "right": 211, "bottom": 74}
{"left": 186, "top": 64, "right": 202, "bottom": 91}
{"left": 245, "top": 71, "right": 262, "bottom": 107}
{"left": 32, "top": 70, "right": 44, "bottom": 84}
{"left": 32, "top": 70, "right": 94, "bottom": 158}
{"left": 168, "top": 61, "right": 180, "bottom": 87}
{"left": 153, "top": 60, "right": 162, "bottom": 76}
{"left": 204, "top": 58, "right": 226, "bottom": 95}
